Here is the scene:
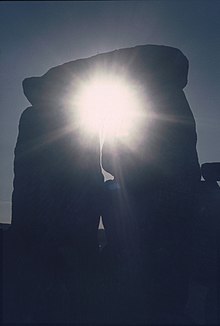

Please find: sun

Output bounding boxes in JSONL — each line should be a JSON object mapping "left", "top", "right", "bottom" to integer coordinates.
{"left": 74, "top": 73, "right": 144, "bottom": 143}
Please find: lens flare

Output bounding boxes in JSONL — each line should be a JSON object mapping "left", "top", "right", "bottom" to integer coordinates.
{"left": 74, "top": 74, "right": 143, "bottom": 142}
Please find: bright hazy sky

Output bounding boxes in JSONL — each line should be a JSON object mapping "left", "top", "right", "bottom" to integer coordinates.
{"left": 1, "top": 1, "right": 220, "bottom": 223}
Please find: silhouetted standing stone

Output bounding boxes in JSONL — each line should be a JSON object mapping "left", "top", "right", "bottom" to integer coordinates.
{"left": 192, "top": 162, "right": 220, "bottom": 325}
{"left": 3, "top": 67, "right": 103, "bottom": 323}
{"left": 101, "top": 45, "right": 201, "bottom": 322}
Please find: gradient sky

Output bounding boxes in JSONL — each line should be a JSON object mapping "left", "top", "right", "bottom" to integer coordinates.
{"left": 1, "top": 1, "right": 220, "bottom": 223}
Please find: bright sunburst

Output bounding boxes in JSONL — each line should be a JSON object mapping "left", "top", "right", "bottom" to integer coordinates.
{"left": 74, "top": 73, "right": 144, "bottom": 143}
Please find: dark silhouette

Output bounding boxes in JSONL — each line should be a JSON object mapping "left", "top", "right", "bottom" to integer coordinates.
{"left": 192, "top": 162, "right": 220, "bottom": 325}
{"left": 102, "top": 45, "right": 201, "bottom": 323}
{"left": 3, "top": 71, "right": 103, "bottom": 323}
{"left": 4, "top": 45, "right": 214, "bottom": 324}
{"left": 201, "top": 162, "right": 220, "bottom": 183}
{"left": 99, "top": 179, "right": 145, "bottom": 323}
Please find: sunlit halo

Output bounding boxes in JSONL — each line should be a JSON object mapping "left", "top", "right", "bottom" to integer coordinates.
{"left": 74, "top": 74, "right": 143, "bottom": 142}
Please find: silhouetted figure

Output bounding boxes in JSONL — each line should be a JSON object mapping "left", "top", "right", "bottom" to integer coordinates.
{"left": 102, "top": 45, "right": 201, "bottom": 323}
{"left": 192, "top": 162, "right": 220, "bottom": 325}
{"left": 3, "top": 72, "right": 103, "bottom": 323}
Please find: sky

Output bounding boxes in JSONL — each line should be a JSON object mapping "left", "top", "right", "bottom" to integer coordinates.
{"left": 1, "top": 0, "right": 220, "bottom": 223}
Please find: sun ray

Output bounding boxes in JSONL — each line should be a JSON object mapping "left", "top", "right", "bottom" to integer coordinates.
{"left": 70, "top": 70, "right": 148, "bottom": 147}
